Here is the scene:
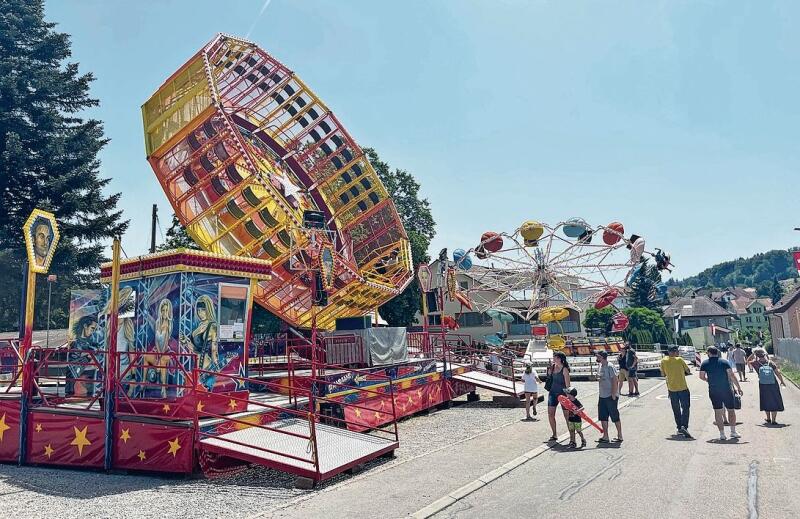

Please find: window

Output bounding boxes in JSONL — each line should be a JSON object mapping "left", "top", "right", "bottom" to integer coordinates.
{"left": 457, "top": 312, "right": 493, "bottom": 328}
{"left": 427, "top": 314, "right": 441, "bottom": 326}
{"left": 458, "top": 280, "right": 469, "bottom": 290}
{"left": 549, "top": 321, "right": 580, "bottom": 334}
{"left": 746, "top": 316, "right": 752, "bottom": 323}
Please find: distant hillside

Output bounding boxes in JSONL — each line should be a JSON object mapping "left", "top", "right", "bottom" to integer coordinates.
{"left": 671, "top": 249, "right": 798, "bottom": 291}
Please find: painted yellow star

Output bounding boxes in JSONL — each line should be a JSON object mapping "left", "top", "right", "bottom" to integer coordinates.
{"left": 119, "top": 428, "right": 131, "bottom": 444}
{"left": 162, "top": 403, "right": 171, "bottom": 413}
{"left": 379, "top": 400, "right": 385, "bottom": 410}
{"left": 228, "top": 399, "right": 238, "bottom": 410}
{"left": 70, "top": 425, "right": 91, "bottom": 456}
{"left": 35, "top": 423, "right": 42, "bottom": 433}
{"left": 43, "top": 444, "right": 54, "bottom": 458}
{"left": 354, "top": 408, "right": 362, "bottom": 418}
{"left": 196, "top": 400, "right": 205, "bottom": 413}
{"left": 137, "top": 450, "right": 146, "bottom": 462}
{"left": 373, "top": 411, "right": 382, "bottom": 420}
{"left": 0, "top": 413, "right": 10, "bottom": 442}
{"left": 167, "top": 437, "right": 182, "bottom": 457}
{"left": 407, "top": 395, "right": 415, "bottom": 405}
{"left": 416, "top": 389, "right": 423, "bottom": 399}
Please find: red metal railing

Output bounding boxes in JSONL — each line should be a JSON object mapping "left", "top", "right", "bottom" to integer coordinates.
{"left": 26, "top": 346, "right": 106, "bottom": 411}
{"left": 113, "top": 351, "right": 198, "bottom": 420}
{"left": 444, "top": 342, "right": 521, "bottom": 395}
{"left": 194, "top": 366, "right": 398, "bottom": 481}
{"left": 0, "top": 340, "right": 23, "bottom": 393}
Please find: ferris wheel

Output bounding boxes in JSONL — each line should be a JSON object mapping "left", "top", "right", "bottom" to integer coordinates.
{"left": 444, "top": 218, "right": 673, "bottom": 335}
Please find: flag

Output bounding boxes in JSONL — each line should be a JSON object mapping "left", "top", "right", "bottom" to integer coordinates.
{"left": 794, "top": 251, "right": 800, "bottom": 275}
{"left": 710, "top": 323, "right": 716, "bottom": 336}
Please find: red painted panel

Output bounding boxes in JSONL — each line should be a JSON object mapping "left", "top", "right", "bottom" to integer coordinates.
{"left": 113, "top": 420, "right": 193, "bottom": 473}
{"left": 27, "top": 411, "right": 105, "bottom": 468}
{"left": 0, "top": 399, "right": 21, "bottom": 462}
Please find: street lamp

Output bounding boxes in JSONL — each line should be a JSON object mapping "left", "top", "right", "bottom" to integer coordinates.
{"left": 46, "top": 274, "right": 57, "bottom": 347}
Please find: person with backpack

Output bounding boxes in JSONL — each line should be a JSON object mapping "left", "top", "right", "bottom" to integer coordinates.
{"left": 751, "top": 348, "right": 787, "bottom": 425}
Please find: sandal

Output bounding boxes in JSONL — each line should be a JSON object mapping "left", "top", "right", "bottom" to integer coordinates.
{"left": 568, "top": 441, "right": 577, "bottom": 448}
{"left": 580, "top": 439, "right": 587, "bottom": 448}
{"left": 596, "top": 438, "right": 610, "bottom": 443}
{"left": 612, "top": 437, "right": 623, "bottom": 443}
{"left": 548, "top": 435, "right": 558, "bottom": 442}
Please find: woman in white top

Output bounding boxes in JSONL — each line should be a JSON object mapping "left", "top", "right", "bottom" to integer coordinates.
{"left": 522, "top": 363, "right": 542, "bottom": 420}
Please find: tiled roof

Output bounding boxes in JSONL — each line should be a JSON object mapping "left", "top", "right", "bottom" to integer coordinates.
{"left": 769, "top": 286, "right": 800, "bottom": 314}
{"left": 664, "top": 296, "right": 734, "bottom": 318}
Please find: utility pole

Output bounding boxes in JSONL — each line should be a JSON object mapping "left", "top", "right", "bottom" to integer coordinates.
{"left": 149, "top": 204, "right": 158, "bottom": 254}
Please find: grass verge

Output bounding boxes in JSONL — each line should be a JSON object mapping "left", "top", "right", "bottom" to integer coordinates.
{"left": 779, "top": 359, "right": 800, "bottom": 387}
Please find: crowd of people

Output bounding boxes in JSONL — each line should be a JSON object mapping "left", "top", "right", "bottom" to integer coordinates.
{"left": 518, "top": 342, "right": 789, "bottom": 447}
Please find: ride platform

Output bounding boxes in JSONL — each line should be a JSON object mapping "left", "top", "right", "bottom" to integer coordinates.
{"left": 199, "top": 417, "right": 397, "bottom": 483}
{"left": 450, "top": 365, "right": 524, "bottom": 397}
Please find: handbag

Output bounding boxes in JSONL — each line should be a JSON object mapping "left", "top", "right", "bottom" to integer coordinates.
{"left": 544, "top": 367, "right": 554, "bottom": 392}
{"left": 733, "top": 393, "right": 742, "bottom": 410}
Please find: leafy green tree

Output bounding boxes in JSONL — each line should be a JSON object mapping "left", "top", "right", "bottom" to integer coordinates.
{"left": 622, "top": 306, "right": 672, "bottom": 345}
{"left": 0, "top": 0, "right": 127, "bottom": 330}
{"left": 156, "top": 214, "right": 200, "bottom": 251}
{"left": 583, "top": 307, "right": 615, "bottom": 335}
{"left": 676, "top": 249, "right": 796, "bottom": 290}
{"left": 365, "top": 148, "right": 435, "bottom": 327}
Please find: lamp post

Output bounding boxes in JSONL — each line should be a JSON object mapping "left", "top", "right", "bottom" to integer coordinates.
{"left": 45, "top": 274, "right": 57, "bottom": 347}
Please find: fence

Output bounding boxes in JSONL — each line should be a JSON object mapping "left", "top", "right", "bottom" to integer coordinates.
{"left": 776, "top": 338, "right": 800, "bottom": 366}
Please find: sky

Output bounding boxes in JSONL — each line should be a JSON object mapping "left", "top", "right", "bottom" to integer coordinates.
{"left": 45, "top": 0, "right": 800, "bottom": 280}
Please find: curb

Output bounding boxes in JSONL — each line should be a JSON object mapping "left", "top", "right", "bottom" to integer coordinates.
{"left": 410, "top": 380, "right": 667, "bottom": 518}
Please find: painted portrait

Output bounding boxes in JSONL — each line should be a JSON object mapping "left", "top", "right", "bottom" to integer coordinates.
{"left": 23, "top": 209, "right": 60, "bottom": 274}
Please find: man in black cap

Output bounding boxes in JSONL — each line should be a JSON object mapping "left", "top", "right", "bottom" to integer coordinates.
{"left": 595, "top": 349, "right": 622, "bottom": 443}
{"left": 661, "top": 345, "right": 692, "bottom": 438}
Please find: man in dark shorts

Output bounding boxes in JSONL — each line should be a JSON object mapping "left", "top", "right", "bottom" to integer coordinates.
{"left": 626, "top": 345, "right": 640, "bottom": 396}
{"left": 699, "top": 346, "right": 743, "bottom": 441}
{"left": 595, "top": 350, "right": 622, "bottom": 443}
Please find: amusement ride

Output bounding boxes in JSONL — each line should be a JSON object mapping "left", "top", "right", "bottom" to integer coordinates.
{"left": 0, "top": 34, "right": 673, "bottom": 486}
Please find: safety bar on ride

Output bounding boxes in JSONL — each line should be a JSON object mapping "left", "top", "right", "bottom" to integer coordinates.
{"left": 26, "top": 346, "right": 107, "bottom": 411}
{"left": 0, "top": 340, "right": 23, "bottom": 393}
{"left": 113, "top": 351, "right": 198, "bottom": 420}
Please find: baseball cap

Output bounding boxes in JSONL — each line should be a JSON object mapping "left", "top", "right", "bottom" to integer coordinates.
{"left": 563, "top": 386, "right": 578, "bottom": 397}
{"left": 668, "top": 345, "right": 679, "bottom": 352}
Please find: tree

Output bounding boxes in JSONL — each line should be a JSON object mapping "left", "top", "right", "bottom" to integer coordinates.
{"left": 769, "top": 277, "right": 784, "bottom": 305}
{"left": 622, "top": 306, "right": 672, "bottom": 345}
{"left": 157, "top": 214, "right": 200, "bottom": 251}
{"left": 365, "top": 148, "right": 435, "bottom": 327}
{"left": 0, "top": 0, "right": 127, "bottom": 330}
{"left": 583, "top": 307, "right": 615, "bottom": 335}
{"left": 628, "top": 260, "right": 663, "bottom": 311}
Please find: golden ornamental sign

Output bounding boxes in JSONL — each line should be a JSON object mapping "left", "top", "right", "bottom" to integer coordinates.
{"left": 23, "top": 209, "right": 60, "bottom": 274}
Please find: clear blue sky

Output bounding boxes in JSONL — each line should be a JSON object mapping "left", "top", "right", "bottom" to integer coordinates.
{"left": 46, "top": 0, "right": 800, "bottom": 280}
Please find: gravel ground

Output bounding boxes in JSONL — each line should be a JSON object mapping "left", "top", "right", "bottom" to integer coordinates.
{"left": 0, "top": 381, "right": 613, "bottom": 518}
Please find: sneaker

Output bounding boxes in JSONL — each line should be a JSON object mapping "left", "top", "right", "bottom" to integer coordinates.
{"left": 568, "top": 441, "right": 577, "bottom": 449}
{"left": 681, "top": 427, "right": 693, "bottom": 439}
{"left": 718, "top": 432, "right": 727, "bottom": 441}
{"left": 730, "top": 431, "right": 741, "bottom": 439}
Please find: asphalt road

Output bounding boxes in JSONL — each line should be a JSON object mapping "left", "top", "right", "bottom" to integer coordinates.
{"left": 432, "top": 369, "right": 800, "bottom": 519}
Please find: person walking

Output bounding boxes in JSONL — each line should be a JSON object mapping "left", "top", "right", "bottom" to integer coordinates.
{"left": 751, "top": 349, "right": 787, "bottom": 425}
{"left": 699, "top": 346, "right": 743, "bottom": 441}
{"left": 617, "top": 345, "right": 629, "bottom": 395}
{"left": 594, "top": 350, "right": 622, "bottom": 443}
{"left": 546, "top": 351, "right": 571, "bottom": 442}
{"left": 732, "top": 343, "right": 747, "bottom": 382}
{"left": 744, "top": 345, "right": 754, "bottom": 373}
{"left": 626, "top": 345, "right": 640, "bottom": 396}
{"left": 522, "top": 362, "right": 541, "bottom": 421}
{"left": 660, "top": 345, "right": 692, "bottom": 438}
{"left": 563, "top": 386, "right": 587, "bottom": 449}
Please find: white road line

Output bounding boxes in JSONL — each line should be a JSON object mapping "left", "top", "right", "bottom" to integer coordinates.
{"left": 411, "top": 380, "right": 667, "bottom": 518}
{"left": 747, "top": 460, "right": 759, "bottom": 519}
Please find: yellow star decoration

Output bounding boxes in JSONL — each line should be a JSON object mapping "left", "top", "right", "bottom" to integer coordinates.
{"left": 416, "top": 389, "right": 423, "bottom": 399}
{"left": 70, "top": 426, "right": 91, "bottom": 456}
{"left": 196, "top": 400, "right": 205, "bottom": 413}
{"left": 35, "top": 423, "right": 42, "bottom": 433}
{"left": 43, "top": 444, "right": 54, "bottom": 459}
{"left": 379, "top": 400, "right": 385, "bottom": 410}
{"left": 119, "top": 428, "right": 131, "bottom": 444}
{"left": 228, "top": 399, "right": 238, "bottom": 410}
{"left": 354, "top": 408, "right": 362, "bottom": 418}
{"left": 373, "top": 411, "right": 382, "bottom": 420}
{"left": 407, "top": 395, "right": 415, "bottom": 405}
{"left": 0, "top": 413, "right": 10, "bottom": 442}
{"left": 137, "top": 450, "right": 146, "bottom": 462}
{"left": 162, "top": 404, "right": 171, "bottom": 414}
{"left": 167, "top": 437, "right": 182, "bottom": 457}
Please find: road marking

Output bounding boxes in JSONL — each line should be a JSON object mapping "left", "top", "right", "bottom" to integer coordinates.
{"left": 411, "top": 379, "right": 666, "bottom": 518}
{"left": 559, "top": 455, "right": 626, "bottom": 501}
{"left": 655, "top": 394, "right": 700, "bottom": 401}
{"left": 748, "top": 461, "right": 759, "bottom": 519}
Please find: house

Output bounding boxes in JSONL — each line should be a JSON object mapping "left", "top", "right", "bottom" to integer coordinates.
{"left": 729, "top": 297, "right": 772, "bottom": 334}
{"left": 663, "top": 294, "right": 736, "bottom": 347}
{"left": 766, "top": 286, "right": 800, "bottom": 346}
{"left": 414, "top": 259, "right": 591, "bottom": 345}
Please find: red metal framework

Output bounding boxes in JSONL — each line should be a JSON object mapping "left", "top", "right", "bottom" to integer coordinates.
{"left": 27, "top": 347, "right": 106, "bottom": 411}
{"left": 0, "top": 339, "right": 22, "bottom": 394}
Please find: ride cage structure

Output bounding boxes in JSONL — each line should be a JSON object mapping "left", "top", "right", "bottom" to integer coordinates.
{"left": 142, "top": 33, "right": 413, "bottom": 330}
